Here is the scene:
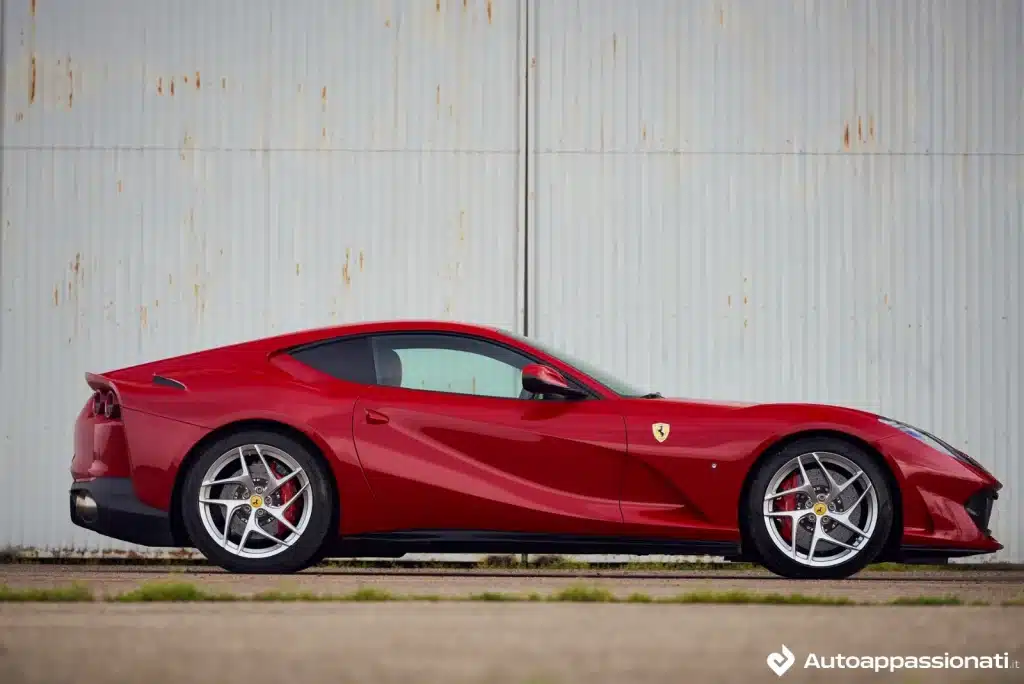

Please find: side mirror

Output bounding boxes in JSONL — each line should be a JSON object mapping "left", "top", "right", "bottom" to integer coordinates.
{"left": 521, "top": 363, "right": 587, "bottom": 399}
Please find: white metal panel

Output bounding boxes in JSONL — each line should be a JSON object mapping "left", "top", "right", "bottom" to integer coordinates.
{"left": 0, "top": 0, "right": 523, "bottom": 551}
{"left": 529, "top": 0, "right": 1023, "bottom": 560}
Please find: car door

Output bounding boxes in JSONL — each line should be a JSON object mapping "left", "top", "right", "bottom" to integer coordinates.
{"left": 351, "top": 332, "right": 628, "bottom": 537}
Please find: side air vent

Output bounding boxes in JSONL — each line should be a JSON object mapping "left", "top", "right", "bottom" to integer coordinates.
{"left": 152, "top": 375, "right": 186, "bottom": 390}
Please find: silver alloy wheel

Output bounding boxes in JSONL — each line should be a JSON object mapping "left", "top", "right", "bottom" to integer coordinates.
{"left": 198, "top": 444, "right": 313, "bottom": 559}
{"left": 761, "top": 451, "right": 879, "bottom": 568}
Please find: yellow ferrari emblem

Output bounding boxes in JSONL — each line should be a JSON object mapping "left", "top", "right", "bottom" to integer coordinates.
{"left": 812, "top": 502, "right": 827, "bottom": 516}
{"left": 652, "top": 422, "right": 670, "bottom": 443}
{"left": 249, "top": 495, "right": 264, "bottom": 508}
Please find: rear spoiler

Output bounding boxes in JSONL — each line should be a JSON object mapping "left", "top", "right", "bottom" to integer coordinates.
{"left": 85, "top": 372, "right": 114, "bottom": 392}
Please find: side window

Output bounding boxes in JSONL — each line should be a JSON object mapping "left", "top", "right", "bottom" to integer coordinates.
{"left": 370, "top": 334, "right": 531, "bottom": 399}
{"left": 288, "top": 336, "right": 376, "bottom": 385}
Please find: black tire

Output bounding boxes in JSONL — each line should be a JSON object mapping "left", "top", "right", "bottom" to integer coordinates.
{"left": 180, "top": 429, "right": 335, "bottom": 574}
{"left": 745, "top": 437, "right": 895, "bottom": 580}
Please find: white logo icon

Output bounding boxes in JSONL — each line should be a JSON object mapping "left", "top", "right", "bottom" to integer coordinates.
{"left": 767, "top": 645, "right": 795, "bottom": 676}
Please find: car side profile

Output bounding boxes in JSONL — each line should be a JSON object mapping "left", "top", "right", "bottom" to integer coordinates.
{"left": 69, "top": 320, "right": 1003, "bottom": 579}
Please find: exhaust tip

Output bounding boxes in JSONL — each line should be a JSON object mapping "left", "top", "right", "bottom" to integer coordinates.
{"left": 73, "top": 492, "right": 98, "bottom": 524}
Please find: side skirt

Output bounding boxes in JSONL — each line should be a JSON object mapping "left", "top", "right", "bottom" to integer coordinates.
{"left": 327, "top": 530, "right": 742, "bottom": 559}
{"left": 893, "top": 544, "right": 1002, "bottom": 565}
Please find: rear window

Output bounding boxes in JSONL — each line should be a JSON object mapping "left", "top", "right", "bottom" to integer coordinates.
{"left": 288, "top": 336, "right": 376, "bottom": 385}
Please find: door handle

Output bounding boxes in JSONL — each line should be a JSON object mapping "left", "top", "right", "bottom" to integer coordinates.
{"left": 365, "top": 408, "right": 390, "bottom": 425}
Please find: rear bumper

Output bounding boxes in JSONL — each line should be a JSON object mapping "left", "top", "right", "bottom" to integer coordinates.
{"left": 69, "top": 478, "right": 176, "bottom": 547}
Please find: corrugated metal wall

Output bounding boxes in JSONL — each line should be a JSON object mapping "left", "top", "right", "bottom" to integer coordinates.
{"left": 1, "top": 0, "right": 1021, "bottom": 561}
{"left": 0, "top": 0, "right": 526, "bottom": 552}
{"left": 528, "top": 0, "right": 1023, "bottom": 561}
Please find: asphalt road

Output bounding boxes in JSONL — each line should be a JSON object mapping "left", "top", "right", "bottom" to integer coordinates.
{"left": 1, "top": 566, "right": 1022, "bottom": 684}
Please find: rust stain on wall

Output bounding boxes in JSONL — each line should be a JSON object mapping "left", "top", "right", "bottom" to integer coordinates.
{"left": 436, "top": 0, "right": 440, "bottom": 12}
{"left": 221, "top": 77, "right": 226, "bottom": 89}
{"left": 385, "top": 18, "right": 390, "bottom": 28}
{"left": 169, "top": 79, "right": 175, "bottom": 96}
{"left": 139, "top": 305, "right": 148, "bottom": 330}
{"left": 727, "top": 295, "right": 732, "bottom": 307}
{"left": 486, "top": 0, "right": 492, "bottom": 23}
{"left": 641, "top": 124, "right": 647, "bottom": 141}
{"left": 869, "top": 115, "right": 876, "bottom": 141}
{"left": 53, "top": 287, "right": 59, "bottom": 306}
{"left": 183, "top": 75, "right": 188, "bottom": 84}
{"left": 157, "top": 77, "right": 163, "bottom": 95}
{"left": 342, "top": 248, "right": 352, "bottom": 286}
{"left": 30, "top": 0, "right": 36, "bottom": 17}
{"left": 67, "top": 57, "right": 73, "bottom": 108}
{"left": 195, "top": 71, "right": 201, "bottom": 89}
{"left": 842, "top": 123, "right": 851, "bottom": 151}
{"left": 193, "top": 283, "right": 206, "bottom": 317}
{"left": 857, "top": 116, "right": 863, "bottom": 141}
{"left": 359, "top": 250, "right": 365, "bottom": 272}
{"left": 116, "top": 180, "right": 123, "bottom": 193}
{"left": 29, "top": 55, "right": 36, "bottom": 104}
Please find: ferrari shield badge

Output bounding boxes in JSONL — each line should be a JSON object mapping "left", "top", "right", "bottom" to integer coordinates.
{"left": 652, "top": 422, "right": 670, "bottom": 443}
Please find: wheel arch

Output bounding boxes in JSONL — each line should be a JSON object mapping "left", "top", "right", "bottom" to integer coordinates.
{"left": 169, "top": 418, "right": 341, "bottom": 550}
{"left": 736, "top": 429, "right": 903, "bottom": 563}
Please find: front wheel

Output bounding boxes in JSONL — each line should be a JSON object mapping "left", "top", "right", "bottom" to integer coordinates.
{"left": 746, "top": 437, "right": 894, "bottom": 579}
{"left": 180, "top": 430, "right": 335, "bottom": 573}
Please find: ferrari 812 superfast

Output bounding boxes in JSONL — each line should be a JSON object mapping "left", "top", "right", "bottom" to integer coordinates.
{"left": 69, "top": 320, "right": 1002, "bottom": 578}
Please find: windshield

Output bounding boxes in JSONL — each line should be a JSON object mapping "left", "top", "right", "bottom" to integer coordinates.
{"left": 500, "top": 330, "right": 649, "bottom": 397}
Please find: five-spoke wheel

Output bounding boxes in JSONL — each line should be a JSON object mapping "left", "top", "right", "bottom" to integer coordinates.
{"left": 746, "top": 438, "right": 893, "bottom": 579}
{"left": 181, "top": 430, "right": 334, "bottom": 573}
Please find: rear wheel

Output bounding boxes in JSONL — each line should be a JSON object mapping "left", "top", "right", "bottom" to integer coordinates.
{"left": 746, "top": 437, "right": 894, "bottom": 579}
{"left": 181, "top": 430, "right": 334, "bottom": 573}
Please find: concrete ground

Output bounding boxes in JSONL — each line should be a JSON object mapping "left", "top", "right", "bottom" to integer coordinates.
{"left": 1, "top": 603, "right": 1022, "bottom": 684}
{"left": 1, "top": 565, "right": 1022, "bottom": 683}
{"left": 1, "top": 564, "right": 1023, "bottom": 603}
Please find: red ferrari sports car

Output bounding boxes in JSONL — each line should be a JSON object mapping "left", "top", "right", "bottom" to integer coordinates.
{"left": 69, "top": 320, "right": 1002, "bottom": 578}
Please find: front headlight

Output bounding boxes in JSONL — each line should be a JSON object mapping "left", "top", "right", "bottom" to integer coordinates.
{"left": 877, "top": 417, "right": 986, "bottom": 471}
{"left": 878, "top": 418, "right": 959, "bottom": 457}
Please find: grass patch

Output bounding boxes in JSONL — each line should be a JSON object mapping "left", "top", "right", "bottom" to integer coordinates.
{"left": 344, "top": 587, "right": 397, "bottom": 601}
{"left": 111, "top": 581, "right": 238, "bottom": 602}
{"left": 8, "top": 579, "right": 1023, "bottom": 607}
{"left": 478, "top": 555, "right": 522, "bottom": 569}
{"left": 627, "top": 592, "right": 654, "bottom": 603}
{"left": 548, "top": 585, "right": 618, "bottom": 602}
{"left": 889, "top": 595, "right": 963, "bottom": 606}
{"left": 470, "top": 591, "right": 527, "bottom": 602}
{"left": 0, "top": 583, "right": 94, "bottom": 602}
{"left": 660, "top": 590, "right": 856, "bottom": 606}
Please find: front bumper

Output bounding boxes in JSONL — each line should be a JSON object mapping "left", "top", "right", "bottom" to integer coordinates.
{"left": 69, "top": 478, "right": 176, "bottom": 547}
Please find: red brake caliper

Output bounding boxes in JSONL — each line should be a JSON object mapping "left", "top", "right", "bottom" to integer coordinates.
{"left": 778, "top": 474, "right": 799, "bottom": 546}
{"left": 273, "top": 464, "right": 301, "bottom": 532}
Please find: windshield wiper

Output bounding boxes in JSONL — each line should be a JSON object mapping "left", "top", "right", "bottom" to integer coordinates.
{"left": 640, "top": 392, "right": 663, "bottom": 399}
